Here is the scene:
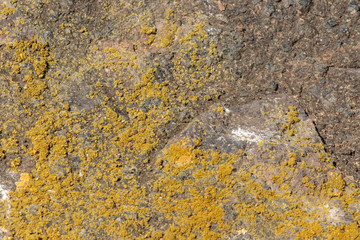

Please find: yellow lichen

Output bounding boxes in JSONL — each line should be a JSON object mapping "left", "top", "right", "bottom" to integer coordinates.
{"left": 10, "top": 157, "right": 21, "bottom": 168}
{"left": 15, "top": 173, "right": 31, "bottom": 188}
{"left": 281, "top": 106, "right": 300, "bottom": 136}
{"left": 25, "top": 80, "right": 47, "bottom": 97}
{"left": 176, "top": 155, "right": 191, "bottom": 166}
{"left": 165, "top": 8, "right": 174, "bottom": 20}
{"left": 33, "top": 59, "right": 47, "bottom": 78}
{"left": 0, "top": 5, "right": 15, "bottom": 19}
{"left": 0, "top": 4, "right": 359, "bottom": 239}
{"left": 160, "top": 24, "right": 177, "bottom": 48}
{"left": 288, "top": 152, "right": 297, "bottom": 166}
{"left": 212, "top": 104, "right": 225, "bottom": 113}
{"left": 140, "top": 25, "right": 157, "bottom": 35}
{"left": 322, "top": 173, "right": 346, "bottom": 198}
{"left": 140, "top": 24, "right": 157, "bottom": 45}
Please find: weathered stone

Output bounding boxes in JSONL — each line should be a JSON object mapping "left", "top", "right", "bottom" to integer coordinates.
{"left": 158, "top": 94, "right": 359, "bottom": 238}
{"left": 1, "top": 0, "right": 360, "bottom": 238}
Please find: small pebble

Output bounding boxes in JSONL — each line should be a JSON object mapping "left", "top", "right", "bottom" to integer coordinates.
{"left": 324, "top": 19, "right": 337, "bottom": 28}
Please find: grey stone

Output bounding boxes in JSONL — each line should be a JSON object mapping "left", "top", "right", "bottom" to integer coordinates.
{"left": 179, "top": 110, "right": 192, "bottom": 122}
{"left": 43, "top": 30, "right": 53, "bottom": 40}
{"left": 314, "top": 64, "right": 329, "bottom": 73}
{"left": 252, "top": 0, "right": 262, "bottom": 5}
{"left": 205, "top": 27, "right": 222, "bottom": 37}
{"left": 283, "top": 0, "right": 295, "bottom": 8}
{"left": 123, "top": 166, "right": 138, "bottom": 176}
{"left": 267, "top": 63, "right": 276, "bottom": 72}
{"left": 281, "top": 43, "right": 292, "bottom": 52}
{"left": 245, "top": 34, "right": 254, "bottom": 42}
{"left": 340, "top": 25, "right": 349, "bottom": 33}
{"left": 309, "top": 86, "right": 337, "bottom": 109}
{"left": 267, "top": 81, "right": 279, "bottom": 91}
{"left": 235, "top": 71, "right": 243, "bottom": 78}
{"left": 222, "top": 205, "right": 237, "bottom": 221}
{"left": 324, "top": 19, "right": 338, "bottom": 28}
{"left": 264, "top": 4, "right": 276, "bottom": 17}
{"left": 144, "top": 97, "right": 162, "bottom": 108}
{"left": 348, "top": 1, "right": 360, "bottom": 12}
{"left": 221, "top": 40, "right": 244, "bottom": 60}
{"left": 298, "top": 0, "right": 312, "bottom": 7}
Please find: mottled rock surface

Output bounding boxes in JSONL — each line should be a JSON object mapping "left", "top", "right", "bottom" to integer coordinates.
{"left": 156, "top": 94, "right": 359, "bottom": 239}
{"left": 0, "top": 0, "right": 359, "bottom": 239}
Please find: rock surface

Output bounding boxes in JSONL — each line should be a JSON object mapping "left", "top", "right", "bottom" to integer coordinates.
{"left": 0, "top": 0, "right": 359, "bottom": 239}
{"left": 155, "top": 94, "right": 359, "bottom": 239}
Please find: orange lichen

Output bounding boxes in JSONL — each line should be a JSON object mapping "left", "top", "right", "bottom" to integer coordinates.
{"left": 0, "top": 3, "right": 359, "bottom": 239}
{"left": 212, "top": 104, "right": 225, "bottom": 113}
{"left": 322, "top": 173, "right": 346, "bottom": 198}
{"left": 25, "top": 80, "right": 47, "bottom": 97}
{"left": 160, "top": 23, "right": 178, "bottom": 48}
{"left": 165, "top": 8, "right": 174, "bottom": 20}
{"left": 33, "top": 59, "right": 47, "bottom": 78}
{"left": 288, "top": 152, "right": 297, "bottom": 166}
{"left": 15, "top": 173, "right": 31, "bottom": 188}
{"left": 281, "top": 106, "right": 299, "bottom": 136}
{"left": 141, "top": 24, "right": 157, "bottom": 45}
{"left": 10, "top": 157, "right": 21, "bottom": 168}
{"left": 176, "top": 155, "right": 191, "bottom": 166}
{"left": 0, "top": 4, "right": 15, "bottom": 19}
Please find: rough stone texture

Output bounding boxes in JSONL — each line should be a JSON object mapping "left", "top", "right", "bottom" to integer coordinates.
{"left": 157, "top": 94, "right": 359, "bottom": 239}
{"left": 166, "top": 94, "right": 320, "bottom": 153}
{"left": 0, "top": 0, "right": 359, "bottom": 239}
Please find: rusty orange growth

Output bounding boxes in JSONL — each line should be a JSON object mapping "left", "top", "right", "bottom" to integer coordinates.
{"left": 175, "top": 155, "right": 191, "bottom": 167}
{"left": 15, "top": 173, "right": 31, "bottom": 188}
